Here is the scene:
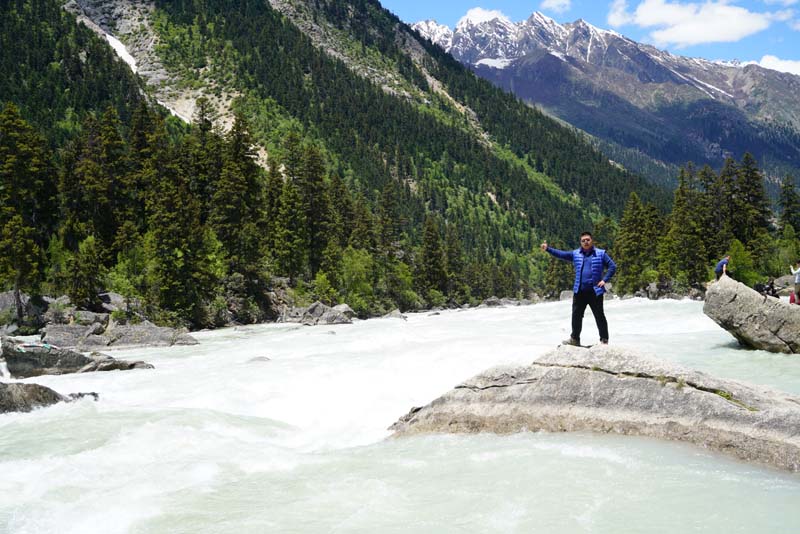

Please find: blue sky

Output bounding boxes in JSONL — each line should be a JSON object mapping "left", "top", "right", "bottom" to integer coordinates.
{"left": 380, "top": 0, "right": 800, "bottom": 74}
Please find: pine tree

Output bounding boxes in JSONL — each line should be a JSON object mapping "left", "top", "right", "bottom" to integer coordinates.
{"left": 327, "top": 173, "right": 354, "bottom": 247}
{"left": 187, "top": 97, "right": 224, "bottom": 221}
{"left": 657, "top": 171, "right": 707, "bottom": 288}
{"left": 444, "top": 223, "right": 466, "bottom": 299}
{"left": 377, "top": 180, "right": 404, "bottom": 258}
{"left": 0, "top": 215, "right": 40, "bottom": 321}
{"left": 0, "top": 102, "right": 53, "bottom": 320}
{"left": 418, "top": 214, "right": 447, "bottom": 297}
{"left": 736, "top": 152, "right": 771, "bottom": 246}
{"left": 349, "top": 193, "right": 376, "bottom": 252}
{"left": 697, "top": 164, "right": 730, "bottom": 260}
{"left": 718, "top": 157, "right": 743, "bottom": 243}
{"left": 66, "top": 235, "right": 105, "bottom": 310}
{"left": 613, "top": 192, "right": 648, "bottom": 294}
{"left": 143, "top": 117, "right": 218, "bottom": 324}
{"left": 779, "top": 175, "right": 800, "bottom": 233}
{"left": 273, "top": 179, "right": 308, "bottom": 283}
{"left": 211, "top": 112, "right": 265, "bottom": 281}
{"left": 298, "top": 143, "right": 331, "bottom": 275}
{"left": 264, "top": 158, "right": 284, "bottom": 251}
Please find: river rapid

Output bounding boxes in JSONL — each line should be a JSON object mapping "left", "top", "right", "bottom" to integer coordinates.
{"left": 2, "top": 298, "right": 799, "bottom": 533}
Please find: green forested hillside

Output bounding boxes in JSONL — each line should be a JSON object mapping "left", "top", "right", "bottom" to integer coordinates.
{"left": 0, "top": 0, "right": 148, "bottom": 145}
{"left": 2, "top": 0, "right": 674, "bottom": 329}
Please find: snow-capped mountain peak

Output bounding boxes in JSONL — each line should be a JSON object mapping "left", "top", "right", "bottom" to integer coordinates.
{"left": 412, "top": 20, "right": 453, "bottom": 50}
{"left": 455, "top": 7, "right": 514, "bottom": 31}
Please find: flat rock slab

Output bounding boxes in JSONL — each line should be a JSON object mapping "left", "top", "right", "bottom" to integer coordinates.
{"left": 704, "top": 275, "right": 800, "bottom": 353}
{"left": 390, "top": 345, "right": 800, "bottom": 472}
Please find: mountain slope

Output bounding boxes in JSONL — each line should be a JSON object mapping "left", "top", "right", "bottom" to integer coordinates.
{"left": 69, "top": 0, "right": 669, "bottom": 224}
{"left": 413, "top": 12, "right": 800, "bottom": 187}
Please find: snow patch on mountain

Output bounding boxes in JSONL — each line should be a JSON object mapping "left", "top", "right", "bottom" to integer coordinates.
{"left": 476, "top": 58, "right": 513, "bottom": 69}
{"left": 104, "top": 33, "right": 138, "bottom": 73}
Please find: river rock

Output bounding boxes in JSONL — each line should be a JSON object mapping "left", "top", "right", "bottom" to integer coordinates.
{"left": 704, "top": 275, "right": 800, "bottom": 354}
{"left": 559, "top": 290, "right": 573, "bottom": 301}
{"left": 0, "top": 382, "right": 98, "bottom": 414}
{"left": 41, "top": 324, "right": 90, "bottom": 348}
{"left": 390, "top": 344, "right": 800, "bottom": 472}
{"left": 383, "top": 309, "right": 407, "bottom": 320}
{"left": 296, "top": 301, "right": 352, "bottom": 326}
{"left": 103, "top": 320, "right": 198, "bottom": 348}
{"left": 1, "top": 382, "right": 68, "bottom": 413}
{"left": 332, "top": 304, "right": 356, "bottom": 319}
{"left": 98, "top": 292, "right": 126, "bottom": 313}
{"left": 1, "top": 337, "right": 153, "bottom": 378}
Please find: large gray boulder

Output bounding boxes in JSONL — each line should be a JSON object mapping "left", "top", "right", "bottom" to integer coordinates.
{"left": 704, "top": 275, "right": 800, "bottom": 354}
{"left": 1, "top": 338, "right": 153, "bottom": 378}
{"left": 42, "top": 320, "right": 198, "bottom": 350}
{"left": 390, "top": 344, "right": 800, "bottom": 472}
{"left": 103, "top": 320, "right": 198, "bottom": 348}
{"left": 0, "top": 382, "right": 98, "bottom": 414}
{"left": 332, "top": 304, "right": 356, "bottom": 319}
{"left": 283, "top": 302, "right": 352, "bottom": 326}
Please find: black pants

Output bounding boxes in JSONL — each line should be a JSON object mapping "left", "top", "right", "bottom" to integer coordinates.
{"left": 572, "top": 289, "right": 608, "bottom": 342}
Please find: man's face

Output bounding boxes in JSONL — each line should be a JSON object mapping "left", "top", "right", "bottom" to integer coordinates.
{"left": 580, "top": 235, "right": 593, "bottom": 251}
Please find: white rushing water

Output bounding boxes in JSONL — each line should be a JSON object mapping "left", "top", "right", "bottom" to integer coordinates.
{"left": 0, "top": 359, "right": 9, "bottom": 381}
{"left": 1, "top": 298, "right": 799, "bottom": 533}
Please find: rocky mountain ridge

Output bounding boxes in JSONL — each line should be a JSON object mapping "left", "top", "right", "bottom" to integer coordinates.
{"left": 413, "top": 11, "right": 800, "bottom": 185}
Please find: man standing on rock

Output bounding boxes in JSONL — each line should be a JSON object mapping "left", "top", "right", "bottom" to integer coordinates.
{"left": 715, "top": 255, "right": 731, "bottom": 280}
{"left": 540, "top": 232, "right": 616, "bottom": 346}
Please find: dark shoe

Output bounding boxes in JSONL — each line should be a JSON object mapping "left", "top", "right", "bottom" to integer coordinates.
{"left": 562, "top": 337, "right": 580, "bottom": 346}
{"left": 600, "top": 339, "right": 608, "bottom": 344}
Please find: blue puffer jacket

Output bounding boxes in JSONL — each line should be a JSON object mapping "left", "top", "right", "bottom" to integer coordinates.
{"left": 546, "top": 246, "right": 617, "bottom": 295}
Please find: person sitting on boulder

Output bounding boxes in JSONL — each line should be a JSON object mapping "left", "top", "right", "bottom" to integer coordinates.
{"left": 756, "top": 278, "right": 779, "bottom": 298}
{"left": 714, "top": 255, "right": 730, "bottom": 280}
{"left": 791, "top": 260, "right": 800, "bottom": 303}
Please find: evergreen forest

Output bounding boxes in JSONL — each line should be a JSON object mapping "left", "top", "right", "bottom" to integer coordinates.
{"left": 1, "top": 0, "right": 799, "bottom": 332}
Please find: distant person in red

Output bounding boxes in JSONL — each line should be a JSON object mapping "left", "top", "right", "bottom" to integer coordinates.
{"left": 791, "top": 260, "right": 800, "bottom": 304}
{"left": 714, "top": 255, "right": 730, "bottom": 280}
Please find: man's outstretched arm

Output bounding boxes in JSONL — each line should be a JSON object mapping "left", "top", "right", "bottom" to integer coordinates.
{"left": 540, "top": 241, "right": 572, "bottom": 261}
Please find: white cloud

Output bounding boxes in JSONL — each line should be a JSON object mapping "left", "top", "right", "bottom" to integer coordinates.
{"left": 763, "top": 0, "right": 797, "bottom": 6}
{"left": 791, "top": 19, "right": 800, "bottom": 29}
{"left": 540, "top": 0, "right": 572, "bottom": 13}
{"left": 608, "top": 0, "right": 633, "bottom": 25}
{"left": 606, "top": 0, "right": 788, "bottom": 47}
{"left": 758, "top": 54, "right": 800, "bottom": 75}
{"left": 457, "top": 7, "right": 512, "bottom": 27}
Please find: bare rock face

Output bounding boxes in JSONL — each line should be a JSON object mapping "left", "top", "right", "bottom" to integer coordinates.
{"left": 102, "top": 320, "right": 198, "bottom": 348}
{"left": 703, "top": 275, "right": 800, "bottom": 354}
{"left": 390, "top": 345, "right": 800, "bottom": 472}
{"left": 282, "top": 302, "right": 353, "bottom": 326}
{"left": 42, "top": 320, "right": 198, "bottom": 350}
{"left": 0, "top": 382, "right": 98, "bottom": 414}
{"left": 1, "top": 338, "right": 153, "bottom": 378}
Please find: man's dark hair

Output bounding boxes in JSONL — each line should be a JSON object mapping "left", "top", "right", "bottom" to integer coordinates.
{"left": 580, "top": 231, "right": 592, "bottom": 239}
